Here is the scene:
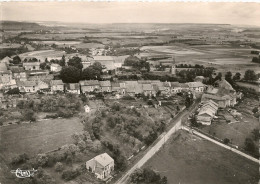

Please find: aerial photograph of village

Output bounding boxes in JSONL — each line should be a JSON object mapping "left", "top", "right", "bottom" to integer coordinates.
{"left": 0, "top": 2, "right": 259, "bottom": 184}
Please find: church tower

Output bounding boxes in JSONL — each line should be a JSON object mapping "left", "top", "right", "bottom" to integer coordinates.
{"left": 171, "top": 56, "right": 176, "bottom": 75}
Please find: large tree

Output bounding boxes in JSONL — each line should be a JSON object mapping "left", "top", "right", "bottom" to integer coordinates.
{"left": 67, "top": 56, "right": 83, "bottom": 70}
{"left": 244, "top": 70, "right": 257, "bottom": 81}
{"left": 12, "top": 55, "right": 21, "bottom": 64}
{"left": 232, "top": 72, "right": 241, "bottom": 81}
{"left": 60, "top": 66, "right": 81, "bottom": 83}
{"left": 81, "top": 62, "right": 102, "bottom": 80}
{"left": 225, "top": 71, "right": 232, "bottom": 83}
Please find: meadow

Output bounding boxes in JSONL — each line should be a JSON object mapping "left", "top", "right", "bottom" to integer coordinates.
{"left": 0, "top": 117, "right": 83, "bottom": 161}
{"left": 144, "top": 130, "right": 259, "bottom": 184}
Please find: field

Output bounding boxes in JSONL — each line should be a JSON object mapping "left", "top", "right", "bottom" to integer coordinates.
{"left": 200, "top": 97, "right": 259, "bottom": 148}
{"left": 236, "top": 82, "right": 259, "bottom": 91}
{"left": 0, "top": 117, "right": 83, "bottom": 161}
{"left": 144, "top": 130, "right": 258, "bottom": 184}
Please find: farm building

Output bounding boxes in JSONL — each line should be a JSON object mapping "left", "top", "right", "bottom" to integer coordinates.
{"left": 92, "top": 56, "right": 115, "bottom": 71}
{"left": 23, "top": 62, "right": 40, "bottom": 71}
{"left": 50, "top": 63, "right": 62, "bottom": 72}
{"left": 197, "top": 100, "right": 218, "bottom": 125}
{"left": 187, "top": 82, "right": 205, "bottom": 92}
{"left": 86, "top": 153, "right": 114, "bottom": 180}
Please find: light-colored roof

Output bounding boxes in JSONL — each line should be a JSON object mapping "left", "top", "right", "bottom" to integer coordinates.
{"left": 187, "top": 82, "right": 205, "bottom": 88}
{"left": 195, "top": 76, "right": 205, "bottom": 79}
{"left": 1, "top": 56, "right": 12, "bottom": 64}
{"left": 23, "top": 80, "right": 37, "bottom": 87}
{"left": 23, "top": 62, "right": 40, "bottom": 66}
{"left": 93, "top": 56, "right": 114, "bottom": 61}
{"left": 198, "top": 108, "right": 215, "bottom": 117}
{"left": 202, "top": 94, "right": 225, "bottom": 101}
{"left": 111, "top": 82, "right": 120, "bottom": 88}
{"left": 0, "top": 63, "right": 8, "bottom": 71}
{"left": 171, "top": 82, "right": 181, "bottom": 88}
{"left": 94, "top": 153, "right": 114, "bottom": 167}
{"left": 50, "top": 80, "right": 64, "bottom": 85}
{"left": 79, "top": 80, "right": 99, "bottom": 86}
{"left": 10, "top": 67, "right": 25, "bottom": 73}
{"left": 216, "top": 79, "right": 234, "bottom": 91}
{"left": 51, "top": 63, "right": 62, "bottom": 67}
{"left": 99, "top": 80, "right": 111, "bottom": 87}
{"left": 206, "top": 87, "right": 219, "bottom": 94}
{"left": 142, "top": 83, "right": 153, "bottom": 91}
{"left": 197, "top": 115, "right": 212, "bottom": 122}
{"left": 179, "top": 83, "right": 189, "bottom": 88}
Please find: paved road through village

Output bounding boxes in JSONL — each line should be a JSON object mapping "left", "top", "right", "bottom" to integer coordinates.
{"left": 115, "top": 101, "right": 199, "bottom": 184}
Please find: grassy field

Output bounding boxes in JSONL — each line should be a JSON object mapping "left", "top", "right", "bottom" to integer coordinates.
{"left": 0, "top": 117, "right": 83, "bottom": 161}
{"left": 236, "top": 82, "right": 259, "bottom": 91}
{"left": 144, "top": 130, "right": 258, "bottom": 184}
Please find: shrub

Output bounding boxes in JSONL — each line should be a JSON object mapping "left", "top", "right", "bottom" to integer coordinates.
{"left": 55, "top": 162, "right": 64, "bottom": 172}
{"left": 11, "top": 153, "right": 29, "bottom": 165}
{"left": 36, "top": 154, "right": 49, "bottom": 167}
{"left": 22, "top": 109, "right": 36, "bottom": 122}
{"left": 252, "top": 107, "right": 258, "bottom": 114}
{"left": 223, "top": 138, "right": 230, "bottom": 144}
{"left": 57, "top": 108, "right": 74, "bottom": 118}
{"left": 61, "top": 169, "right": 80, "bottom": 181}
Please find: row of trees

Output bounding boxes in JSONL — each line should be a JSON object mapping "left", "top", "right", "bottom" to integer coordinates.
{"left": 124, "top": 56, "right": 150, "bottom": 72}
{"left": 130, "top": 168, "right": 168, "bottom": 184}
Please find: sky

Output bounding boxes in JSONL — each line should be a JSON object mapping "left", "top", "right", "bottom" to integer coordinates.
{"left": 1, "top": 2, "right": 260, "bottom": 26}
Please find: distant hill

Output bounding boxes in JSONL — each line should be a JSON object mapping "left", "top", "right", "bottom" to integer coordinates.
{"left": 0, "top": 21, "right": 47, "bottom": 30}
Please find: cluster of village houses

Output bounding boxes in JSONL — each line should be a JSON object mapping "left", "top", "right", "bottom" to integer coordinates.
{"left": 1, "top": 55, "right": 242, "bottom": 123}
{"left": 0, "top": 54, "right": 244, "bottom": 181}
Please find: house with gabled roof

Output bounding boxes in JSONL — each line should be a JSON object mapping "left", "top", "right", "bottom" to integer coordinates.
{"left": 171, "top": 82, "right": 182, "bottom": 94}
{"left": 10, "top": 67, "right": 27, "bottom": 81}
{"left": 50, "top": 63, "right": 62, "bottom": 72}
{"left": 50, "top": 80, "right": 64, "bottom": 92}
{"left": 142, "top": 83, "right": 156, "bottom": 96}
{"left": 23, "top": 62, "right": 40, "bottom": 71}
{"left": 86, "top": 153, "right": 114, "bottom": 180}
{"left": 162, "top": 82, "right": 171, "bottom": 94}
{"left": 99, "top": 81, "right": 111, "bottom": 93}
{"left": 187, "top": 82, "right": 205, "bottom": 92}
{"left": 80, "top": 80, "right": 100, "bottom": 93}
{"left": 65, "top": 83, "right": 80, "bottom": 94}
{"left": 111, "top": 82, "right": 121, "bottom": 93}
{"left": 22, "top": 81, "right": 38, "bottom": 93}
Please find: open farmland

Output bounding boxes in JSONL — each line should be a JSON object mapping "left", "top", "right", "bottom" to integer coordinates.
{"left": 144, "top": 130, "right": 258, "bottom": 184}
{"left": 236, "top": 82, "right": 259, "bottom": 91}
{"left": 0, "top": 117, "right": 83, "bottom": 161}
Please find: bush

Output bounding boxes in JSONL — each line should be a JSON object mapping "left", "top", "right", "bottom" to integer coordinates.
{"left": 36, "top": 154, "right": 49, "bottom": 167}
{"left": 11, "top": 153, "right": 29, "bottom": 165}
{"left": 252, "top": 107, "right": 258, "bottom": 114}
{"left": 130, "top": 168, "right": 168, "bottom": 184}
{"left": 55, "top": 162, "right": 64, "bottom": 172}
{"left": 61, "top": 169, "right": 80, "bottom": 181}
{"left": 22, "top": 109, "right": 36, "bottom": 122}
{"left": 244, "top": 138, "right": 256, "bottom": 154}
{"left": 57, "top": 108, "right": 74, "bottom": 118}
{"left": 223, "top": 138, "right": 230, "bottom": 144}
